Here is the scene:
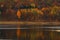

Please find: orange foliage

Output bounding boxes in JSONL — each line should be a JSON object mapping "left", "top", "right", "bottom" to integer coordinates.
{"left": 30, "top": 0, "right": 34, "bottom": 2}
{"left": 41, "top": 7, "right": 49, "bottom": 11}
{"left": 17, "top": 10, "right": 21, "bottom": 19}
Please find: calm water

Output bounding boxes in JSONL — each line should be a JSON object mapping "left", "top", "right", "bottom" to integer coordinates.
{"left": 0, "top": 24, "right": 60, "bottom": 40}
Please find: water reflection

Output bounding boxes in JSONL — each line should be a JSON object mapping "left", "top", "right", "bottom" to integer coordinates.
{"left": 0, "top": 24, "right": 60, "bottom": 40}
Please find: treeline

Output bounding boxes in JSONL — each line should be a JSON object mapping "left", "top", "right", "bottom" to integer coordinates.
{"left": 0, "top": 0, "right": 60, "bottom": 21}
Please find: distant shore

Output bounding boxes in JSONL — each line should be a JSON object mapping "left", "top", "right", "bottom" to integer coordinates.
{"left": 0, "top": 21, "right": 60, "bottom": 26}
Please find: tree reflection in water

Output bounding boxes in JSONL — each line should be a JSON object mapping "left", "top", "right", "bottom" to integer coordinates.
{"left": 0, "top": 25, "right": 60, "bottom": 40}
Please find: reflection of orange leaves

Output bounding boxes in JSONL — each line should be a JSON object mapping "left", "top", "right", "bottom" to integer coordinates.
{"left": 17, "top": 25, "right": 21, "bottom": 39}
{"left": 36, "top": 32, "right": 44, "bottom": 40}
{"left": 17, "top": 29, "right": 21, "bottom": 38}
{"left": 17, "top": 10, "right": 21, "bottom": 19}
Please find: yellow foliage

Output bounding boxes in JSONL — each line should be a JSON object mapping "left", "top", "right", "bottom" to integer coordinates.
{"left": 51, "top": 6, "right": 60, "bottom": 15}
{"left": 31, "top": 3, "right": 35, "bottom": 7}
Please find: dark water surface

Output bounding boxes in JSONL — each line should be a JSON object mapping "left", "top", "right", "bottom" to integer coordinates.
{"left": 0, "top": 24, "right": 60, "bottom": 40}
